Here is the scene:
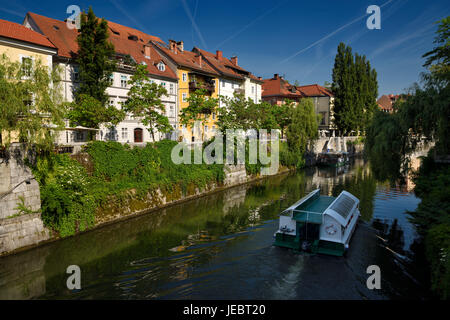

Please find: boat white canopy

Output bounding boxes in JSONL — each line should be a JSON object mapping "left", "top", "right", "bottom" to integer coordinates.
{"left": 323, "top": 191, "right": 359, "bottom": 227}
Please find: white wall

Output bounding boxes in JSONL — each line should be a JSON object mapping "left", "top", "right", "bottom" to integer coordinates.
{"left": 56, "top": 62, "right": 178, "bottom": 145}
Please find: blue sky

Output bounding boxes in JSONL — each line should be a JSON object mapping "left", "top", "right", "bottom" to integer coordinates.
{"left": 1, "top": 0, "right": 449, "bottom": 96}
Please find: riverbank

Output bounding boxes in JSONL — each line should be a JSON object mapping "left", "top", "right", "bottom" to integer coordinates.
{"left": 0, "top": 140, "right": 294, "bottom": 257}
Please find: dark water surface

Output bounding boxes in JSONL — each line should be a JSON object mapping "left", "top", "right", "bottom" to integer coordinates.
{"left": 0, "top": 159, "right": 432, "bottom": 299}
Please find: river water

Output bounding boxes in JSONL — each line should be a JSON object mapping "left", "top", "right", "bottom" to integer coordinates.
{"left": 0, "top": 159, "right": 432, "bottom": 299}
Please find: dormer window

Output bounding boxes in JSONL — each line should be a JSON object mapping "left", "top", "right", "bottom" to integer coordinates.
{"left": 157, "top": 62, "right": 165, "bottom": 72}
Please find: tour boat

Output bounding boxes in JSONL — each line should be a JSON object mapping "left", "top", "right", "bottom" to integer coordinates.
{"left": 273, "top": 189, "right": 360, "bottom": 256}
{"left": 317, "top": 152, "right": 349, "bottom": 167}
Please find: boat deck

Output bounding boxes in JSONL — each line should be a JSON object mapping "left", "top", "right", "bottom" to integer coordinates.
{"left": 301, "top": 196, "right": 335, "bottom": 213}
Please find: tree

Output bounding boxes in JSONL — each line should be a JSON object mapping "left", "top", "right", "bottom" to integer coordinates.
{"left": 273, "top": 99, "right": 295, "bottom": 138}
{"left": 332, "top": 42, "right": 378, "bottom": 135}
{"left": 180, "top": 87, "right": 218, "bottom": 141}
{"left": 68, "top": 7, "right": 124, "bottom": 130}
{"left": 217, "top": 93, "right": 254, "bottom": 131}
{"left": 0, "top": 54, "right": 65, "bottom": 151}
{"left": 365, "top": 17, "right": 450, "bottom": 298}
{"left": 122, "top": 64, "right": 172, "bottom": 141}
{"left": 286, "top": 98, "right": 318, "bottom": 155}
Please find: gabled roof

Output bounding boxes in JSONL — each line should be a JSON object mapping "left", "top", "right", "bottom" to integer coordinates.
{"left": 297, "top": 84, "right": 333, "bottom": 97}
{"left": 262, "top": 75, "right": 334, "bottom": 99}
{"left": 377, "top": 94, "right": 400, "bottom": 111}
{"left": 25, "top": 12, "right": 177, "bottom": 80}
{"left": 262, "top": 76, "right": 303, "bottom": 99}
{"left": 193, "top": 47, "right": 262, "bottom": 83}
{"left": 0, "top": 18, "right": 56, "bottom": 50}
{"left": 152, "top": 41, "right": 219, "bottom": 77}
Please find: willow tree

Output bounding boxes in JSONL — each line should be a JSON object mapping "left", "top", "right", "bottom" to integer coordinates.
{"left": 0, "top": 54, "right": 65, "bottom": 151}
{"left": 286, "top": 98, "right": 318, "bottom": 155}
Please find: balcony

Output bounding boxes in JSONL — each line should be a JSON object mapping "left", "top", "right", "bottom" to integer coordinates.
{"left": 189, "top": 80, "right": 215, "bottom": 93}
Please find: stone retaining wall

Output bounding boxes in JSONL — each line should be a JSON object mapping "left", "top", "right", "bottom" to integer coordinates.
{"left": 0, "top": 213, "right": 50, "bottom": 255}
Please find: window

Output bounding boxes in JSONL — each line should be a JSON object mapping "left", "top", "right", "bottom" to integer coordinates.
{"left": 251, "top": 86, "right": 255, "bottom": 94}
{"left": 121, "top": 75, "right": 127, "bottom": 88}
{"left": 182, "top": 92, "right": 187, "bottom": 102}
{"left": 108, "top": 73, "right": 114, "bottom": 85}
{"left": 169, "top": 105, "right": 174, "bottom": 117}
{"left": 182, "top": 73, "right": 187, "bottom": 82}
{"left": 204, "top": 125, "right": 208, "bottom": 132}
{"left": 72, "top": 65, "right": 79, "bottom": 81}
{"left": 108, "top": 99, "right": 115, "bottom": 106}
{"left": 169, "top": 83, "right": 174, "bottom": 94}
{"left": 222, "top": 80, "right": 225, "bottom": 88}
{"left": 161, "top": 82, "right": 166, "bottom": 89}
{"left": 121, "top": 128, "right": 128, "bottom": 140}
{"left": 21, "top": 57, "right": 32, "bottom": 77}
{"left": 158, "top": 62, "right": 165, "bottom": 71}
{"left": 212, "top": 125, "right": 215, "bottom": 131}
{"left": 320, "top": 112, "right": 327, "bottom": 125}
{"left": 212, "top": 112, "right": 216, "bottom": 120}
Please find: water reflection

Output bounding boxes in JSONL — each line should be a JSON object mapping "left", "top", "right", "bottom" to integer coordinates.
{"left": 0, "top": 158, "right": 432, "bottom": 299}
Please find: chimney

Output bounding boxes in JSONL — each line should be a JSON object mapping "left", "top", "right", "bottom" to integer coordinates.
{"left": 258, "top": 76, "right": 262, "bottom": 80}
{"left": 177, "top": 41, "right": 184, "bottom": 52}
{"left": 169, "top": 39, "right": 178, "bottom": 54}
{"left": 197, "top": 54, "right": 202, "bottom": 67}
{"left": 216, "top": 50, "right": 222, "bottom": 60}
{"left": 144, "top": 45, "right": 151, "bottom": 59}
{"left": 274, "top": 73, "right": 279, "bottom": 79}
{"left": 230, "top": 56, "right": 238, "bottom": 66}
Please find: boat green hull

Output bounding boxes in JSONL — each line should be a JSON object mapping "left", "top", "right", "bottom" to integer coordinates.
{"left": 273, "top": 233, "right": 345, "bottom": 256}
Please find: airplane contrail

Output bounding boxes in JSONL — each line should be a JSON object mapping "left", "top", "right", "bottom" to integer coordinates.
{"left": 215, "top": 0, "right": 288, "bottom": 49}
{"left": 280, "top": 0, "right": 395, "bottom": 64}
{"left": 181, "top": 0, "right": 208, "bottom": 50}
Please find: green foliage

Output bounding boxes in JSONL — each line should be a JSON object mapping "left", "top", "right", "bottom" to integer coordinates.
{"left": 76, "top": 6, "right": 116, "bottom": 106}
{"left": 14, "top": 196, "right": 38, "bottom": 215}
{"left": 425, "top": 223, "right": 450, "bottom": 299}
{"left": 331, "top": 42, "right": 378, "bottom": 135}
{"left": 180, "top": 88, "right": 219, "bottom": 140}
{"left": 286, "top": 98, "right": 318, "bottom": 156}
{"left": 69, "top": 7, "right": 124, "bottom": 129}
{"left": 422, "top": 16, "right": 450, "bottom": 82}
{"left": 0, "top": 54, "right": 65, "bottom": 151}
{"left": 32, "top": 153, "right": 96, "bottom": 237}
{"left": 366, "top": 18, "right": 450, "bottom": 298}
{"left": 83, "top": 140, "right": 224, "bottom": 200}
{"left": 67, "top": 93, "right": 125, "bottom": 129}
{"left": 122, "top": 64, "right": 172, "bottom": 141}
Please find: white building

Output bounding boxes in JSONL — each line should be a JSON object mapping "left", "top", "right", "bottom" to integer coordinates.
{"left": 23, "top": 12, "right": 178, "bottom": 147}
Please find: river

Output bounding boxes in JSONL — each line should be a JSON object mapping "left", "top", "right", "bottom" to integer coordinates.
{"left": 0, "top": 158, "right": 432, "bottom": 299}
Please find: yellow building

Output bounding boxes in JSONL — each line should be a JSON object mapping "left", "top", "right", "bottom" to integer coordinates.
{"left": 152, "top": 40, "right": 220, "bottom": 143}
{"left": 0, "top": 18, "right": 57, "bottom": 144}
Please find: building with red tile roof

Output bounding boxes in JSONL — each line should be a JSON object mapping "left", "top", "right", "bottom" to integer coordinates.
{"left": 192, "top": 48, "right": 263, "bottom": 105}
{"left": 0, "top": 18, "right": 55, "bottom": 50}
{"left": 262, "top": 74, "right": 336, "bottom": 134}
{"left": 377, "top": 94, "right": 401, "bottom": 113}
{"left": 23, "top": 12, "right": 179, "bottom": 145}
